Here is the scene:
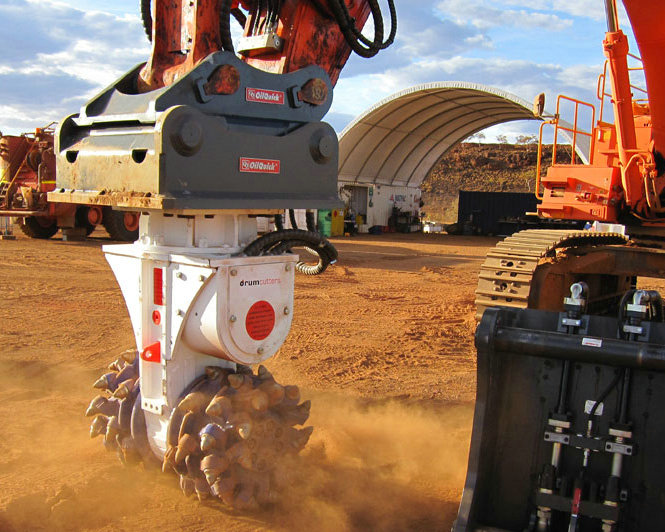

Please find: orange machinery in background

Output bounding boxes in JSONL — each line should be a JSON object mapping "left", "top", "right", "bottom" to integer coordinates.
{"left": 537, "top": 0, "right": 665, "bottom": 226}
{"left": 0, "top": 127, "right": 139, "bottom": 240}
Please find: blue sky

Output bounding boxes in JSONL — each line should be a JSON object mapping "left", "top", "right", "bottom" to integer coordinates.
{"left": 0, "top": 0, "right": 637, "bottom": 141}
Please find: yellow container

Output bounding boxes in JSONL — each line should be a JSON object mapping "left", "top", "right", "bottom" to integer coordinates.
{"left": 331, "top": 209, "right": 344, "bottom": 236}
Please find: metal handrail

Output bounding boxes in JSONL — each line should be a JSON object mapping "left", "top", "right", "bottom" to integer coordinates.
{"left": 597, "top": 54, "right": 648, "bottom": 123}
{"left": 535, "top": 96, "right": 596, "bottom": 201}
{"left": 552, "top": 95, "right": 596, "bottom": 166}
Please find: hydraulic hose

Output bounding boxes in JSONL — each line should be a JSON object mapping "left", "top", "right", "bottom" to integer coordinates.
{"left": 306, "top": 210, "right": 317, "bottom": 232}
{"left": 325, "top": 0, "right": 397, "bottom": 58}
{"left": 244, "top": 229, "right": 337, "bottom": 275}
{"left": 140, "top": 0, "right": 151, "bottom": 39}
{"left": 288, "top": 209, "right": 298, "bottom": 230}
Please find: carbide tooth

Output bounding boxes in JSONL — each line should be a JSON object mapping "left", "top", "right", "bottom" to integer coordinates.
{"left": 195, "top": 478, "right": 211, "bottom": 501}
{"left": 199, "top": 423, "right": 228, "bottom": 452}
{"left": 284, "top": 385, "right": 300, "bottom": 402}
{"left": 217, "top": 476, "right": 238, "bottom": 505}
{"left": 228, "top": 373, "right": 245, "bottom": 389}
{"left": 90, "top": 415, "right": 109, "bottom": 438}
{"left": 294, "top": 426, "right": 314, "bottom": 451}
{"left": 85, "top": 395, "right": 119, "bottom": 417}
{"left": 206, "top": 396, "right": 232, "bottom": 419}
{"left": 260, "top": 381, "right": 285, "bottom": 406}
{"left": 205, "top": 366, "right": 228, "bottom": 380}
{"left": 112, "top": 378, "right": 137, "bottom": 400}
{"left": 200, "top": 454, "right": 230, "bottom": 485}
{"left": 104, "top": 416, "right": 121, "bottom": 446}
{"left": 257, "top": 365, "right": 272, "bottom": 380}
{"left": 238, "top": 422, "right": 252, "bottom": 440}
{"left": 108, "top": 357, "right": 125, "bottom": 372}
{"left": 115, "top": 363, "right": 137, "bottom": 383}
{"left": 180, "top": 475, "right": 195, "bottom": 497}
{"left": 93, "top": 372, "right": 117, "bottom": 391}
{"left": 162, "top": 446, "right": 176, "bottom": 473}
{"left": 177, "top": 391, "right": 207, "bottom": 413}
{"left": 175, "top": 434, "right": 199, "bottom": 464}
{"left": 250, "top": 390, "right": 269, "bottom": 412}
{"left": 120, "top": 349, "right": 137, "bottom": 364}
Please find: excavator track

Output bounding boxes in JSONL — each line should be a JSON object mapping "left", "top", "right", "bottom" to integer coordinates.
{"left": 85, "top": 352, "right": 312, "bottom": 509}
{"left": 475, "top": 229, "right": 630, "bottom": 318}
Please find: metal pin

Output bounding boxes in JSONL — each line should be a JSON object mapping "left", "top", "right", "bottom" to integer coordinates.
{"left": 283, "top": 307, "right": 290, "bottom": 315}
{"left": 230, "top": 315, "right": 237, "bottom": 323}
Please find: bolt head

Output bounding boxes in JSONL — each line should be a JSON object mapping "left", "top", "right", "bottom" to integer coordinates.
{"left": 257, "top": 347, "right": 264, "bottom": 355}
{"left": 230, "top": 315, "right": 237, "bottom": 323}
{"left": 285, "top": 264, "right": 291, "bottom": 272}
{"left": 230, "top": 269, "right": 238, "bottom": 276}
{"left": 283, "top": 307, "right": 290, "bottom": 315}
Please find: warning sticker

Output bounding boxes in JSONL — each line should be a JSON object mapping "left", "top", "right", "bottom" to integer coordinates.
{"left": 582, "top": 337, "right": 603, "bottom": 348}
{"left": 245, "top": 300, "right": 276, "bottom": 341}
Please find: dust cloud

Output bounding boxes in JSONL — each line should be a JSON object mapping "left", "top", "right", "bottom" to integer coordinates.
{"left": 0, "top": 371, "right": 472, "bottom": 532}
{"left": 270, "top": 393, "right": 473, "bottom": 532}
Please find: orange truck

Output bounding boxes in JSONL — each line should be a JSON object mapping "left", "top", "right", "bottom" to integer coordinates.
{"left": 0, "top": 125, "right": 139, "bottom": 240}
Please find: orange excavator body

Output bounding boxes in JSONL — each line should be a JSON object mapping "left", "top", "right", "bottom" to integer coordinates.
{"left": 538, "top": 0, "right": 665, "bottom": 225}
{"left": 139, "top": 0, "right": 371, "bottom": 92}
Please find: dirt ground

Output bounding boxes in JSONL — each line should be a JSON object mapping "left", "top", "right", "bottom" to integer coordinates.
{"left": 0, "top": 228, "right": 499, "bottom": 532}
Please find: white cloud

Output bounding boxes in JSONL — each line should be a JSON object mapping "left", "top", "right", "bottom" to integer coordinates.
{"left": 0, "top": 0, "right": 148, "bottom": 133}
{"left": 436, "top": 0, "right": 573, "bottom": 31}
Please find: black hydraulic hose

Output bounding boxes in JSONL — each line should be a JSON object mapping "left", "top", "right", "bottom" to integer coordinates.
{"left": 274, "top": 214, "right": 284, "bottom": 231}
{"left": 589, "top": 371, "right": 622, "bottom": 419}
{"left": 306, "top": 210, "right": 316, "bottom": 232}
{"left": 325, "top": 0, "right": 396, "bottom": 58}
{"left": 556, "top": 360, "right": 571, "bottom": 415}
{"left": 231, "top": 7, "right": 247, "bottom": 27}
{"left": 618, "top": 368, "right": 632, "bottom": 424}
{"left": 140, "top": 0, "right": 152, "bottom": 40}
{"left": 289, "top": 209, "right": 298, "bottom": 229}
{"left": 244, "top": 229, "right": 338, "bottom": 275}
{"left": 219, "top": 0, "right": 235, "bottom": 52}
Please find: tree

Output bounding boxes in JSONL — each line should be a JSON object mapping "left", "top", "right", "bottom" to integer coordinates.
{"left": 466, "top": 132, "right": 486, "bottom": 145}
{"left": 516, "top": 134, "right": 538, "bottom": 145}
{"left": 496, "top": 134, "right": 508, "bottom": 144}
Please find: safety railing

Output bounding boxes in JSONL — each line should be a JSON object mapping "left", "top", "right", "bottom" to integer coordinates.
{"left": 535, "top": 95, "right": 596, "bottom": 199}
{"left": 596, "top": 53, "right": 648, "bottom": 123}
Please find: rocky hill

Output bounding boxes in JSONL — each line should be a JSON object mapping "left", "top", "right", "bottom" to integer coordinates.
{"left": 421, "top": 142, "right": 553, "bottom": 222}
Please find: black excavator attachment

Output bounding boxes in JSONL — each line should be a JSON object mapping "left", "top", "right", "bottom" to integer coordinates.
{"left": 454, "top": 284, "right": 665, "bottom": 532}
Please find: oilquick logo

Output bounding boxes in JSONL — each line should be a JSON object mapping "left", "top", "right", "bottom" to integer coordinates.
{"left": 246, "top": 87, "right": 285, "bottom": 105}
{"left": 239, "top": 278, "right": 281, "bottom": 287}
{"left": 239, "top": 157, "right": 281, "bottom": 174}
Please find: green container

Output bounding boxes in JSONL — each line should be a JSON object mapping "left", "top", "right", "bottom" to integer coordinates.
{"left": 317, "top": 210, "right": 332, "bottom": 237}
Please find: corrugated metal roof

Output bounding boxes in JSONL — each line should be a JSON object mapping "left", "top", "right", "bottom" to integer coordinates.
{"left": 338, "top": 82, "right": 539, "bottom": 187}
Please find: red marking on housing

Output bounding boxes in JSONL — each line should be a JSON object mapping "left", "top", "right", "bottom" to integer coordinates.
{"left": 245, "top": 301, "right": 276, "bottom": 341}
{"left": 141, "top": 341, "right": 161, "bottom": 363}
{"left": 153, "top": 267, "right": 164, "bottom": 306}
{"left": 152, "top": 310, "right": 161, "bottom": 325}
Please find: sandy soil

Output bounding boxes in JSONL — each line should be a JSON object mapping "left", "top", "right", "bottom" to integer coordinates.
{"left": 0, "top": 229, "right": 499, "bottom": 532}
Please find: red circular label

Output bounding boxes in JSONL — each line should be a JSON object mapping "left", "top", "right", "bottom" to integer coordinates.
{"left": 245, "top": 301, "right": 275, "bottom": 341}
{"left": 152, "top": 310, "right": 161, "bottom": 325}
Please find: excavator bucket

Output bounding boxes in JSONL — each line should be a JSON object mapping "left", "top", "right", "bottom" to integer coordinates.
{"left": 454, "top": 303, "right": 665, "bottom": 532}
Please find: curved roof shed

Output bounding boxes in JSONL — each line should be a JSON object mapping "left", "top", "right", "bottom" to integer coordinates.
{"left": 338, "top": 82, "right": 540, "bottom": 188}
